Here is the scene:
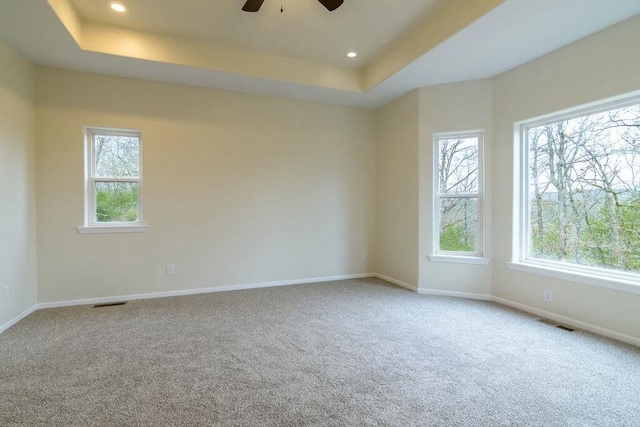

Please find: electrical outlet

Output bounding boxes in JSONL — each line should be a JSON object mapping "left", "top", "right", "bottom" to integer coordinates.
{"left": 544, "top": 290, "right": 553, "bottom": 302}
{"left": 3, "top": 286, "right": 9, "bottom": 302}
{"left": 339, "top": 253, "right": 345, "bottom": 262}
{"left": 166, "top": 265, "right": 175, "bottom": 276}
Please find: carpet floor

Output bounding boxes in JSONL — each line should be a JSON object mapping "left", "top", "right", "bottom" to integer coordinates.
{"left": 1, "top": 278, "right": 639, "bottom": 426}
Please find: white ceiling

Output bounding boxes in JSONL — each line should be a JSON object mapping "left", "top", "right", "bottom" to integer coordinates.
{"left": 0, "top": 0, "right": 639, "bottom": 109}
{"left": 69, "top": 0, "right": 444, "bottom": 68}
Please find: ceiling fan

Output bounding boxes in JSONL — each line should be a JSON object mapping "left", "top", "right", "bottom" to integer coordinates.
{"left": 242, "top": 0, "right": 344, "bottom": 12}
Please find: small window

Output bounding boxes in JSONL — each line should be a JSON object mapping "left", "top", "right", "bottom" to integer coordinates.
{"left": 79, "top": 128, "right": 146, "bottom": 233}
{"left": 433, "top": 131, "right": 484, "bottom": 257}
{"left": 517, "top": 96, "right": 640, "bottom": 284}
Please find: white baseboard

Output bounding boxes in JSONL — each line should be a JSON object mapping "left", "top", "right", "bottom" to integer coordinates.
{"left": 373, "top": 273, "right": 492, "bottom": 301}
{"left": 418, "top": 288, "right": 492, "bottom": 301}
{"left": 372, "top": 273, "right": 418, "bottom": 292}
{"left": 37, "top": 273, "right": 375, "bottom": 310}
{"left": 4, "top": 274, "right": 638, "bottom": 347}
{"left": 373, "top": 273, "right": 639, "bottom": 347}
{"left": 0, "top": 304, "right": 38, "bottom": 334}
{"left": 492, "top": 296, "right": 640, "bottom": 347}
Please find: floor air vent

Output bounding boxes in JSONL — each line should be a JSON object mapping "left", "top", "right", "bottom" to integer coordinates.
{"left": 535, "top": 318, "right": 576, "bottom": 332}
{"left": 93, "top": 302, "right": 127, "bottom": 308}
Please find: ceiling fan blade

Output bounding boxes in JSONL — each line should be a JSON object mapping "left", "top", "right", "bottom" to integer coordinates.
{"left": 242, "top": 0, "right": 266, "bottom": 12}
{"left": 317, "top": 0, "right": 343, "bottom": 11}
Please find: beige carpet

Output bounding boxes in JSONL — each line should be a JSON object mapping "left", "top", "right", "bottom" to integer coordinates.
{"left": 1, "top": 278, "right": 639, "bottom": 426}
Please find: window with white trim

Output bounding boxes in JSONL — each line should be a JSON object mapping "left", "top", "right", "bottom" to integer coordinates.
{"left": 433, "top": 131, "right": 484, "bottom": 257}
{"left": 516, "top": 95, "right": 640, "bottom": 285}
{"left": 81, "top": 127, "right": 146, "bottom": 232}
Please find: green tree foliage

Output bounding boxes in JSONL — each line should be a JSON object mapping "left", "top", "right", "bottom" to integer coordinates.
{"left": 531, "top": 225, "right": 560, "bottom": 260}
{"left": 440, "top": 223, "right": 475, "bottom": 252}
{"left": 582, "top": 196, "right": 640, "bottom": 270}
{"left": 96, "top": 184, "right": 138, "bottom": 222}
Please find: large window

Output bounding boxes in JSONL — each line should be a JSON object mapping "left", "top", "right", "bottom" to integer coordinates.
{"left": 79, "top": 127, "right": 146, "bottom": 233}
{"left": 433, "top": 131, "right": 484, "bottom": 259}
{"left": 516, "top": 96, "right": 640, "bottom": 286}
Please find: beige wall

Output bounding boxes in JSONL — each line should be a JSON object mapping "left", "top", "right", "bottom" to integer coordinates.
{"left": 36, "top": 68, "right": 375, "bottom": 303}
{"left": 0, "top": 40, "right": 37, "bottom": 327}
{"left": 492, "top": 15, "right": 640, "bottom": 339}
{"left": 374, "top": 81, "right": 494, "bottom": 295}
{"left": 418, "top": 80, "right": 493, "bottom": 295}
{"left": 373, "top": 15, "right": 640, "bottom": 341}
{"left": 374, "top": 91, "right": 420, "bottom": 287}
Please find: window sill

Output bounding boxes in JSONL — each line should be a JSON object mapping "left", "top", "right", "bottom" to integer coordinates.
{"left": 506, "top": 261, "right": 640, "bottom": 296}
{"left": 77, "top": 225, "right": 149, "bottom": 234}
{"left": 428, "top": 255, "right": 491, "bottom": 265}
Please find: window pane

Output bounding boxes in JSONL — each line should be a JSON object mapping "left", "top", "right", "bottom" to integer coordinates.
{"left": 439, "top": 197, "right": 477, "bottom": 252}
{"left": 438, "top": 137, "right": 479, "bottom": 194}
{"left": 527, "top": 102, "right": 640, "bottom": 273}
{"left": 96, "top": 181, "right": 138, "bottom": 223}
{"left": 94, "top": 134, "right": 139, "bottom": 178}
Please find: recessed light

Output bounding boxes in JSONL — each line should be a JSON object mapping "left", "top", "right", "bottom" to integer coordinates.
{"left": 347, "top": 51, "right": 358, "bottom": 58}
{"left": 110, "top": 3, "right": 126, "bottom": 13}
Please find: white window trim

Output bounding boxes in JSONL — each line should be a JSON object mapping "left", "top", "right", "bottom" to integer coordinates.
{"left": 78, "top": 127, "right": 148, "bottom": 234}
{"left": 431, "top": 130, "right": 486, "bottom": 262}
{"left": 77, "top": 225, "right": 149, "bottom": 234}
{"left": 428, "top": 255, "right": 491, "bottom": 265}
{"left": 507, "top": 260, "right": 640, "bottom": 296}
{"left": 511, "top": 91, "right": 640, "bottom": 293}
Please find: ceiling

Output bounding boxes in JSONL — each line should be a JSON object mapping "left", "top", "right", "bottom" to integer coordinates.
{"left": 69, "top": 0, "right": 445, "bottom": 68}
{"left": 0, "top": 0, "right": 639, "bottom": 109}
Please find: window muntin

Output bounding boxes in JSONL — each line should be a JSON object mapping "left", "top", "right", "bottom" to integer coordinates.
{"left": 85, "top": 128, "right": 142, "bottom": 227}
{"left": 434, "top": 132, "right": 483, "bottom": 256}
{"left": 521, "top": 98, "right": 640, "bottom": 277}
